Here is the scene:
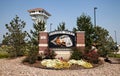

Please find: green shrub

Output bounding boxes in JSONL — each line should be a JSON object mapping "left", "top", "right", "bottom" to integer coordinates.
{"left": 0, "top": 51, "right": 9, "bottom": 58}
{"left": 70, "top": 47, "right": 83, "bottom": 60}
{"left": 0, "top": 46, "right": 10, "bottom": 58}
{"left": 44, "top": 48, "right": 56, "bottom": 59}
{"left": 5, "top": 46, "right": 23, "bottom": 58}
{"left": 0, "top": 45, "right": 25, "bottom": 58}
{"left": 84, "top": 51, "right": 99, "bottom": 64}
{"left": 108, "top": 53, "right": 120, "bottom": 58}
{"left": 23, "top": 45, "right": 38, "bottom": 64}
{"left": 0, "top": 45, "right": 11, "bottom": 52}
{"left": 21, "top": 45, "right": 30, "bottom": 56}
{"left": 98, "top": 50, "right": 109, "bottom": 57}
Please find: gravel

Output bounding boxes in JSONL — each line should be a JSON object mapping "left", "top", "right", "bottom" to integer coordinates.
{"left": 0, "top": 57, "right": 120, "bottom": 76}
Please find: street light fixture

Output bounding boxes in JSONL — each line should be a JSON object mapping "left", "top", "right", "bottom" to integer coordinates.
{"left": 114, "top": 30, "right": 117, "bottom": 44}
{"left": 94, "top": 7, "right": 97, "bottom": 27}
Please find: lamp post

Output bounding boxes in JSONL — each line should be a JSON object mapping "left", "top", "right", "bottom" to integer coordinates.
{"left": 114, "top": 30, "right": 118, "bottom": 56}
{"left": 114, "top": 30, "right": 117, "bottom": 44}
{"left": 50, "top": 23, "right": 52, "bottom": 32}
{"left": 94, "top": 7, "right": 97, "bottom": 27}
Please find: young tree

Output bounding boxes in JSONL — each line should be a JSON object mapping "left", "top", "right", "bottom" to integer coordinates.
{"left": 56, "top": 22, "right": 67, "bottom": 31}
{"left": 29, "top": 21, "right": 45, "bottom": 45}
{"left": 73, "top": 14, "right": 94, "bottom": 47}
{"left": 25, "top": 21, "right": 46, "bottom": 64}
{"left": 3, "top": 15, "right": 27, "bottom": 57}
{"left": 73, "top": 13, "right": 115, "bottom": 55}
{"left": 93, "top": 26, "right": 115, "bottom": 57}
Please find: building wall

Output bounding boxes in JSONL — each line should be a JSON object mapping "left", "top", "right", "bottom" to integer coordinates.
{"left": 117, "top": 45, "right": 120, "bottom": 54}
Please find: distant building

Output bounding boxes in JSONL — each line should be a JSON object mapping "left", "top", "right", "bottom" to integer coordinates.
{"left": 117, "top": 45, "right": 120, "bottom": 54}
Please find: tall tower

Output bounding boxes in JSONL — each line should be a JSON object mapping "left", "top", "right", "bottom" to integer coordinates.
{"left": 28, "top": 8, "right": 51, "bottom": 31}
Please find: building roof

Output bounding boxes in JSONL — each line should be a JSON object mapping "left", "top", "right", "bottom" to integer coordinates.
{"left": 28, "top": 8, "right": 51, "bottom": 16}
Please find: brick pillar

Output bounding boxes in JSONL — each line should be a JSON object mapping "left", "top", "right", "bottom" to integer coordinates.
{"left": 76, "top": 31, "right": 85, "bottom": 52}
{"left": 39, "top": 31, "right": 48, "bottom": 53}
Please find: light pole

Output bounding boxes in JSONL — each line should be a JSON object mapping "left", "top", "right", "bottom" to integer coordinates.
{"left": 50, "top": 23, "right": 52, "bottom": 32}
{"left": 94, "top": 7, "right": 97, "bottom": 27}
{"left": 114, "top": 30, "right": 118, "bottom": 56}
{"left": 114, "top": 30, "right": 117, "bottom": 44}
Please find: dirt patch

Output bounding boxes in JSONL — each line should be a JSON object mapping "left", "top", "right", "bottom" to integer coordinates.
{"left": 0, "top": 70, "right": 2, "bottom": 75}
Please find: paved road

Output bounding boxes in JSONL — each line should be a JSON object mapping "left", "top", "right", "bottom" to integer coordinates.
{"left": 0, "top": 57, "right": 120, "bottom": 76}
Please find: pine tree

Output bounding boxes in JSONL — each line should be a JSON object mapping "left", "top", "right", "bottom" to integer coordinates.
{"left": 73, "top": 13, "right": 115, "bottom": 56}
{"left": 56, "top": 22, "right": 67, "bottom": 31}
{"left": 25, "top": 21, "right": 46, "bottom": 64}
{"left": 93, "top": 26, "right": 115, "bottom": 57}
{"left": 3, "top": 15, "right": 27, "bottom": 57}
{"left": 73, "top": 14, "right": 94, "bottom": 47}
{"left": 29, "top": 21, "right": 45, "bottom": 45}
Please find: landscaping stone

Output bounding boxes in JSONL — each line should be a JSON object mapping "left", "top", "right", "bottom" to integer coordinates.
{"left": 0, "top": 57, "right": 120, "bottom": 76}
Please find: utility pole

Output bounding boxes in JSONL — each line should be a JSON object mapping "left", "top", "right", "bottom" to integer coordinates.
{"left": 94, "top": 7, "right": 97, "bottom": 27}
{"left": 114, "top": 30, "right": 118, "bottom": 56}
{"left": 115, "top": 30, "right": 117, "bottom": 44}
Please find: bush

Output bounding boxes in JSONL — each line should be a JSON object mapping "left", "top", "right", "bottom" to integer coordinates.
{"left": 84, "top": 50, "right": 99, "bottom": 64}
{"left": 70, "top": 47, "right": 83, "bottom": 60}
{"left": 44, "top": 48, "right": 56, "bottom": 59}
{"left": 0, "top": 51, "right": 9, "bottom": 58}
{"left": 0, "top": 45, "right": 9, "bottom": 51}
{"left": 21, "top": 45, "right": 30, "bottom": 56}
{"left": 84, "top": 46, "right": 92, "bottom": 53}
{"left": 98, "top": 50, "right": 109, "bottom": 57}
{"left": 23, "top": 45, "right": 38, "bottom": 64}
{"left": 3, "top": 45, "right": 26, "bottom": 58}
{"left": 108, "top": 53, "right": 120, "bottom": 58}
{"left": 0, "top": 45, "right": 10, "bottom": 58}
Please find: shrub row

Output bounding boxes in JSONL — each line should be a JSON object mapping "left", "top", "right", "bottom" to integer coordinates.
{"left": 23, "top": 47, "right": 100, "bottom": 64}
{"left": 0, "top": 45, "right": 100, "bottom": 64}
{"left": 108, "top": 53, "right": 120, "bottom": 58}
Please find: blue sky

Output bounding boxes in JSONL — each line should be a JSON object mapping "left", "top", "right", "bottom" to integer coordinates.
{"left": 0, "top": 0, "right": 120, "bottom": 44}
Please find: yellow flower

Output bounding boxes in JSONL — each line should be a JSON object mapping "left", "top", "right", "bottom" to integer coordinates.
{"left": 41, "top": 59, "right": 93, "bottom": 69}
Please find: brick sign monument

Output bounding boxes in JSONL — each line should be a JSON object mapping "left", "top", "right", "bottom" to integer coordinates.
{"left": 39, "top": 31, "right": 85, "bottom": 60}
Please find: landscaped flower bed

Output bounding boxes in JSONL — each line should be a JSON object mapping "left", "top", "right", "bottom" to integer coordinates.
{"left": 41, "top": 59, "right": 93, "bottom": 69}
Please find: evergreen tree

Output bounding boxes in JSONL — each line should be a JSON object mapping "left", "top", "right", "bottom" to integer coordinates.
{"left": 73, "top": 14, "right": 94, "bottom": 47}
{"left": 73, "top": 14, "right": 115, "bottom": 55}
{"left": 29, "top": 21, "right": 45, "bottom": 45}
{"left": 3, "top": 15, "right": 27, "bottom": 57}
{"left": 25, "top": 21, "right": 46, "bottom": 64}
{"left": 93, "top": 26, "right": 115, "bottom": 56}
{"left": 56, "top": 22, "right": 67, "bottom": 31}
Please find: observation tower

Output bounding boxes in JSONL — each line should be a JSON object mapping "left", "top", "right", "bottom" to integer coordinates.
{"left": 28, "top": 8, "right": 51, "bottom": 31}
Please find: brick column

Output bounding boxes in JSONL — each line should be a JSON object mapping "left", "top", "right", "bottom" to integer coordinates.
{"left": 39, "top": 31, "right": 48, "bottom": 53}
{"left": 76, "top": 31, "right": 85, "bottom": 52}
